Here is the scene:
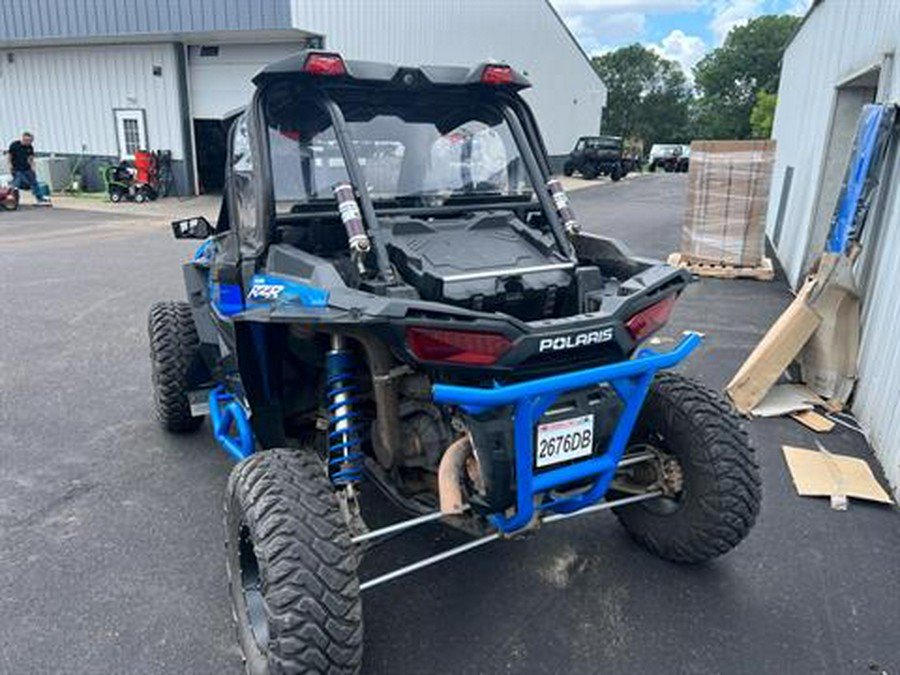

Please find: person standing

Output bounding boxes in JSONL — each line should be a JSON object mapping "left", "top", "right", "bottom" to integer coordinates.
{"left": 6, "top": 131, "right": 50, "bottom": 205}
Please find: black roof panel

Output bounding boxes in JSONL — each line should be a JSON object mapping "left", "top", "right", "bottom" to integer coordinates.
{"left": 253, "top": 49, "right": 531, "bottom": 90}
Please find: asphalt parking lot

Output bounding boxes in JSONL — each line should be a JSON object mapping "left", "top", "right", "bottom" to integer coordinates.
{"left": 2, "top": 175, "right": 898, "bottom": 674}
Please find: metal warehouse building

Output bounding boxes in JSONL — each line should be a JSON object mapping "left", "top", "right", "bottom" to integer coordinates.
{"left": 766, "top": 0, "right": 900, "bottom": 494}
{"left": 0, "top": 0, "right": 606, "bottom": 195}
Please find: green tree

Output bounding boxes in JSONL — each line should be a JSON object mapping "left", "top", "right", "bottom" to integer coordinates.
{"left": 592, "top": 44, "right": 691, "bottom": 148}
{"left": 750, "top": 91, "right": 778, "bottom": 138}
{"left": 693, "top": 14, "right": 801, "bottom": 139}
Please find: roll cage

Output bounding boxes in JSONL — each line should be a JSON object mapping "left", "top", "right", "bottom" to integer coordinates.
{"left": 224, "top": 51, "right": 575, "bottom": 284}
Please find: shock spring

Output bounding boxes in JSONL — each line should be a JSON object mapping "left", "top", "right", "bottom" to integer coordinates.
{"left": 326, "top": 336, "right": 364, "bottom": 487}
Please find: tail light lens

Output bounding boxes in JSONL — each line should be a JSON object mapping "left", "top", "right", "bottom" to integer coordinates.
{"left": 625, "top": 295, "right": 677, "bottom": 342}
{"left": 406, "top": 327, "right": 512, "bottom": 365}
{"left": 481, "top": 65, "right": 514, "bottom": 85}
{"left": 304, "top": 53, "right": 346, "bottom": 76}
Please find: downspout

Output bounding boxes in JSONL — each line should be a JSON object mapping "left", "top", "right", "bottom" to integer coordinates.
{"left": 174, "top": 42, "right": 199, "bottom": 196}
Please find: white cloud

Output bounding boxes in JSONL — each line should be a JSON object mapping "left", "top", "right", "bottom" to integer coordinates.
{"left": 786, "top": 0, "right": 813, "bottom": 15}
{"left": 707, "top": 0, "right": 808, "bottom": 46}
{"left": 597, "top": 12, "right": 648, "bottom": 40}
{"left": 559, "top": 9, "right": 648, "bottom": 54}
{"left": 649, "top": 29, "right": 708, "bottom": 78}
{"left": 707, "top": 0, "right": 765, "bottom": 45}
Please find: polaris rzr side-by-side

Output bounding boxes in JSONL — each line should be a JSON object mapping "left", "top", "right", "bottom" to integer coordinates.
{"left": 148, "top": 51, "right": 761, "bottom": 674}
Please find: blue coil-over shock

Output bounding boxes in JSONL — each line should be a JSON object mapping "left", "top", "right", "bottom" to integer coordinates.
{"left": 326, "top": 336, "right": 364, "bottom": 491}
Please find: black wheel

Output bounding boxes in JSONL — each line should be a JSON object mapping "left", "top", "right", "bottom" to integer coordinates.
{"left": 610, "top": 165, "right": 623, "bottom": 182}
{"left": 134, "top": 191, "right": 146, "bottom": 203}
{"left": 109, "top": 190, "right": 122, "bottom": 203}
{"left": 582, "top": 163, "right": 599, "bottom": 180}
{"left": 226, "top": 449, "right": 363, "bottom": 675}
{"left": 562, "top": 162, "right": 575, "bottom": 177}
{"left": 613, "top": 372, "right": 761, "bottom": 563}
{"left": 148, "top": 301, "right": 204, "bottom": 432}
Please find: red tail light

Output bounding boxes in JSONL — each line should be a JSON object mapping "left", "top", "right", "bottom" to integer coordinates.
{"left": 406, "top": 327, "right": 512, "bottom": 365}
{"left": 304, "top": 53, "right": 346, "bottom": 76}
{"left": 626, "top": 295, "right": 677, "bottom": 342}
{"left": 481, "top": 65, "right": 514, "bottom": 85}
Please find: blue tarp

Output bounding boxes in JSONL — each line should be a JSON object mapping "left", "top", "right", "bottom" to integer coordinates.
{"left": 826, "top": 104, "right": 897, "bottom": 254}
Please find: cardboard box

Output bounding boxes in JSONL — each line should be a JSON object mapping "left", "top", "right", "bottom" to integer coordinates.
{"left": 800, "top": 254, "right": 860, "bottom": 403}
{"left": 682, "top": 140, "right": 776, "bottom": 267}
{"left": 725, "top": 278, "right": 821, "bottom": 414}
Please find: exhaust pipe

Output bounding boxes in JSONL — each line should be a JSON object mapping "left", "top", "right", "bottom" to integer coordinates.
{"left": 438, "top": 436, "right": 473, "bottom": 515}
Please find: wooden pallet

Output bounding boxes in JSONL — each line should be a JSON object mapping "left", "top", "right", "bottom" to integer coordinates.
{"left": 667, "top": 253, "right": 775, "bottom": 281}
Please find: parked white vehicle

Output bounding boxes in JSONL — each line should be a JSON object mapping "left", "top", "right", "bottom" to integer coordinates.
{"left": 648, "top": 144, "right": 689, "bottom": 173}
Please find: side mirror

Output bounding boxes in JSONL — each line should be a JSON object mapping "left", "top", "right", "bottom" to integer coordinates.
{"left": 171, "top": 216, "right": 213, "bottom": 240}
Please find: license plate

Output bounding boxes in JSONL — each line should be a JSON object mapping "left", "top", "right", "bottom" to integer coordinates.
{"left": 535, "top": 414, "right": 594, "bottom": 468}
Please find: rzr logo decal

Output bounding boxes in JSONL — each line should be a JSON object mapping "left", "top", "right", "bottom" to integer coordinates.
{"left": 247, "top": 284, "right": 285, "bottom": 301}
{"left": 538, "top": 327, "right": 614, "bottom": 352}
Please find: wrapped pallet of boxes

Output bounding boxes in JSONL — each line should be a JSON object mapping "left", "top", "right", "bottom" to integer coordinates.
{"left": 680, "top": 140, "right": 776, "bottom": 270}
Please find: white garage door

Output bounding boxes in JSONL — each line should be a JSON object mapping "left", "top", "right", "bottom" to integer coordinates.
{"left": 188, "top": 43, "right": 309, "bottom": 120}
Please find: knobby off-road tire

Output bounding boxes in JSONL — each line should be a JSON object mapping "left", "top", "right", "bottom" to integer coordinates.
{"left": 226, "top": 449, "right": 363, "bottom": 675}
{"left": 614, "top": 372, "right": 761, "bottom": 563}
{"left": 148, "top": 300, "right": 204, "bottom": 432}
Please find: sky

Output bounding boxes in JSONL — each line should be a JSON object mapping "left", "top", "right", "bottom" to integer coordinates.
{"left": 549, "top": 0, "right": 813, "bottom": 77}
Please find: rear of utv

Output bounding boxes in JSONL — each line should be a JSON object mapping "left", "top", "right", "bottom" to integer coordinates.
{"left": 147, "top": 51, "right": 761, "bottom": 674}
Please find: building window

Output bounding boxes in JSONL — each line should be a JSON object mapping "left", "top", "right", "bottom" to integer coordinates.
{"left": 114, "top": 109, "right": 147, "bottom": 160}
{"left": 199, "top": 46, "right": 219, "bottom": 57}
{"left": 122, "top": 119, "right": 140, "bottom": 156}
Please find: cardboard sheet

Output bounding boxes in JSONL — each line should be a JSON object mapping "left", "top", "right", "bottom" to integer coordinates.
{"left": 790, "top": 410, "right": 836, "bottom": 433}
{"left": 782, "top": 446, "right": 893, "bottom": 505}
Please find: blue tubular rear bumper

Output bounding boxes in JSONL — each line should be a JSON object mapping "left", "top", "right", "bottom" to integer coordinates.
{"left": 432, "top": 332, "right": 702, "bottom": 534}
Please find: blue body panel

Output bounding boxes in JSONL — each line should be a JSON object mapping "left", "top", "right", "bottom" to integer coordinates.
{"left": 213, "top": 283, "right": 244, "bottom": 316}
{"left": 432, "top": 333, "right": 701, "bottom": 534}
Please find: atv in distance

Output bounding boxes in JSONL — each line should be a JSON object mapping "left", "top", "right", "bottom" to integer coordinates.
{"left": 648, "top": 143, "right": 690, "bottom": 173}
{"left": 563, "top": 135, "right": 628, "bottom": 181}
{"left": 149, "top": 50, "right": 760, "bottom": 674}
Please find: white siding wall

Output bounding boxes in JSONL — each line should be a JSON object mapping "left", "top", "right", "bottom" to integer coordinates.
{"left": 188, "top": 42, "right": 309, "bottom": 119}
{"left": 289, "top": 0, "right": 606, "bottom": 155}
{"left": 767, "top": 0, "right": 900, "bottom": 494}
{"left": 0, "top": 43, "right": 184, "bottom": 160}
{"left": 854, "top": 158, "right": 900, "bottom": 496}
